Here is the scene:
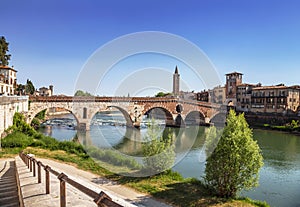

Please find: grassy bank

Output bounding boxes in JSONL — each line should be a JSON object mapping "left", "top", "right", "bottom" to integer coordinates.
{"left": 0, "top": 113, "right": 269, "bottom": 207}
{"left": 251, "top": 123, "right": 300, "bottom": 134}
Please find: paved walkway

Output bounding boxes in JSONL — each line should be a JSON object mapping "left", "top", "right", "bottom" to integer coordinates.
{"left": 15, "top": 156, "right": 173, "bottom": 207}
{"left": 0, "top": 159, "right": 20, "bottom": 207}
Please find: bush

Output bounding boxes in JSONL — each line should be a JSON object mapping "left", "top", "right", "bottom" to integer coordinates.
{"left": 1, "top": 131, "right": 33, "bottom": 149}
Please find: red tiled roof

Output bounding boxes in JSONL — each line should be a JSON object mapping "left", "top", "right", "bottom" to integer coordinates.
{"left": 225, "top": 71, "right": 243, "bottom": 75}
{"left": 0, "top": 65, "right": 17, "bottom": 72}
{"left": 253, "top": 85, "right": 291, "bottom": 90}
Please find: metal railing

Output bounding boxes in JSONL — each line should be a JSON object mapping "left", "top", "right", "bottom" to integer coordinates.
{"left": 19, "top": 152, "right": 123, "bottom": 207}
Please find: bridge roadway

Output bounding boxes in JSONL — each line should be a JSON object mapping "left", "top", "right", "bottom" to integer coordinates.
{"left": 27, "top": 96, "right": 222, "bottom": 130}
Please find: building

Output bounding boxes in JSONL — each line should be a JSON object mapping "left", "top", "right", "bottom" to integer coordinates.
{"left": 208, "top": 85, "right": 226, "bottom": 104}
{"left": 173, "top": 66, "right": 180, "bottom": 97}
{"left": 180, "top": 91, "right": 197, "bottom": 100}
{"left": 251, "top": 84, "right": 300, "bottom": 113}
{"left": 236, "top": 83, "right": 259, "bottom": 111}
{"left": 37, "top": 85, "right": 53, "bottom": 96}
{"left": 197, "top": 90, "right": 209, "bottom": 102}
{"left": 0, "top": 65, "right": 17, "bottom": 96}
{"left": 225, "top": 72, "right": 243, "bottom": 105}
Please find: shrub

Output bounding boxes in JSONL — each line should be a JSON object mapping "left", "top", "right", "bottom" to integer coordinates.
{"left": 1, "top": 131, "right": 33, "bottom": 149}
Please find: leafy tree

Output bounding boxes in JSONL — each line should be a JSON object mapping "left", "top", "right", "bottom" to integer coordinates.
{"left": 0, "top": 36, "right": 11, "bottom": 66}
{"left": 155, "top": 92, "right": 171, "bottom": 97}
{"left": 142, "top": 119, "right": 175, "bottom": 175}
{"left": 7, "top": 112, "right": 36, "bottom": 136}
{"left": 35, "top": 109, "right": 46, "bottom": 120}
{"left": 31, "top": 118, "right": 40, "bottom": 129}
{"left": 16, "top": 84, "right": 26, "bottom": 95}
{"left": 74, "top": 90, "right": 93, "bottom": 96}
{"left": 25, "top": 79, "right": 35, "bottom": 95}
{"left": 205, "top": 110, "right": 263, "bottom": 198}
{"left": 204, "top": 126, "right": 222, "bottom": 157}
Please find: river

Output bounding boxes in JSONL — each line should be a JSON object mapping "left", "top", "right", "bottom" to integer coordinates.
{"left": 39, "top": 113, "right": 300, "bottom": 207}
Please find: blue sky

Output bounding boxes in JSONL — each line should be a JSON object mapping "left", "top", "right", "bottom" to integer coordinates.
{"left": 2, "top": 0, "right": 300, "bottom": 95}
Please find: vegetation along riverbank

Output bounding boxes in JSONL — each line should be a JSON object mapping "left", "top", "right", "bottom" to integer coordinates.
{"left": 0, "top": 112, "right": 269, "bottom": 207}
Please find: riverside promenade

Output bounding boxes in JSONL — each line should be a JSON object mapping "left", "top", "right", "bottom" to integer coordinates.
{"left": 15, "top": 155, "right": 172, "bottom": 207}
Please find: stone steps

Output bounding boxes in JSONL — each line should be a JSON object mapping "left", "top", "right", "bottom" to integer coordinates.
{"left": 0, "top": 160, "right": 20, "bottom": 207}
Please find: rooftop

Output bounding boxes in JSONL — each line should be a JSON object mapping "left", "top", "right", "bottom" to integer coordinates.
{"left": 225, "top": 71, "right": 243, "bottom": 76}
{"left": 252, "top": 85, "right": 297, "bottom": 90}
{"left": 0, "top": 65, "right": 17, "bottom": 72}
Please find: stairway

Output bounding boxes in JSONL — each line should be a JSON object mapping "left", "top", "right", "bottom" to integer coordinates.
{"left": 0, "top": 160, "right": 21, "bottom": 207}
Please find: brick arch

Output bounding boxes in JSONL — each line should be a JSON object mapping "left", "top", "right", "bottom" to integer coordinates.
{"left": 182, "top": 107, "right": 206, "bottom": 118}
{"left": 29, "top": 105, "right": 79, "bottom": 127}
{"left": 142, "top": 102, "right": 176, "bottom": 115}
{"left": 184, "top": 110, "right": 206, "bottom": 126}
{"left": 210, "top": 111, "right": 227, "bottom": 126}
{"left": 143, "top": 106, "right": 175, "bottom": 126}
{"left": 90, "top": 105, "right": 134, "bottom": 127}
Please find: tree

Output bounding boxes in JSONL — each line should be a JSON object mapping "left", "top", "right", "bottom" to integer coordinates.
{"left": 0, "top": 36, "right": 11, "bottom": 66}
{"left": 205, "top": 110, "right": 263, "bottom": 198}
{"left": 142, "top": 119, "right": 175, "bottom": 175}
{"left": 25, "top": 79, "right": 35, "bottom": 95}
{"left": 155, "top": 92, "right": 171, "bottom": 97}
{"left": 204, "top": 126, "right": 222, "bottom": 157}
{"left": 16, "top": 84, "right": 26, "bottom": 95}
{"left": 74, "top": 90, "right": 93, "bottom": 96}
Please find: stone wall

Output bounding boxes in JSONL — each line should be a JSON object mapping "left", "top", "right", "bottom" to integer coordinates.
{"left": 0, "top": 96, "right": 28, "bottom": 137}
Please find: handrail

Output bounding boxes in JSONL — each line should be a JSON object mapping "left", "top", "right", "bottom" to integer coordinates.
{"left": 19, "top": 152, "right": 123, "bottom": 207}
{"left": 14, "top": 160, "right": 24, "bottom": 207}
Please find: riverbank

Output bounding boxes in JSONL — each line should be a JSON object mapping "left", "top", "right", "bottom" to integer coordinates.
{"left": 0, "top": 112, "right": 269, "bottom": 207}
{"left": 249, "top": 123, "right": 300, "bottom": 136}
{"left": 1, "top": 137, "right": 267, "bottom": 206}
{"left": 21, "top": 147, "right": 267, "bottom": 207}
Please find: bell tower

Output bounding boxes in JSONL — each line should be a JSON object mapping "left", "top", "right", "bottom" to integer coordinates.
{"left": 173, "top": 66, "right": 180, "bottom": 96}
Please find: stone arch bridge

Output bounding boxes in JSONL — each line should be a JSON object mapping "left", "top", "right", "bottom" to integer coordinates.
{"left": 26, "top": 96, "right": 223, "bottom": 130}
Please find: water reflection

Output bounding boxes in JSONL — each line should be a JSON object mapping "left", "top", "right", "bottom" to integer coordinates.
{"left": 39, "top": 113, "right": 300, "bottom": 207}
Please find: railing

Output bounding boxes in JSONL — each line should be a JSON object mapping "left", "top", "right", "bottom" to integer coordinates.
{"left": 29, "top": 95, "right": 219, "bottom": 108}
{"left": 19, "top": 152, "right": 123, "bottom": 207}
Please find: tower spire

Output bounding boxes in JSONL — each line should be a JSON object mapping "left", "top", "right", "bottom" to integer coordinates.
{"left": 175, "top": 65, "right": 178, "bottom": 74}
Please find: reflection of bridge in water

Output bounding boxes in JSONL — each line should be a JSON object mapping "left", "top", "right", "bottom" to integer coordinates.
{"left": 26, "top": 96, "right": 226, "bottom": 130}
{"left": 77, "top": 126, "right": 211, "bottom": 156}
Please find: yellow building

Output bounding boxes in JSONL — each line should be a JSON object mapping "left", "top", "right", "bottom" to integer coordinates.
{"left": 0, "top": 65, "right": 17, "bottom": 96}
{"left": 251, "top": 85, "right": 300, "bottom": 113}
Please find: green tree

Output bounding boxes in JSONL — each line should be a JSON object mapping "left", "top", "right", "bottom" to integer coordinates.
{"left": 142, "top": 119, "right": 175, "bottom": 175}
{"left": 205, "top": 110, "right": 263, "bottom": 198}
{"left": 16, "top": 84, "right": 26, "bottom": 95}
{"left": 25, "top": 79, "right": 35, "bottom": 95}
{"left": 74, "top": 90, "right": 93, "bottom": 96}
{"left": 204, "top": 126, "right": 222, "bottom": 157}
{"left": 0, "top": 36, "right": 11, "bottom": 66}
{"left": 155, "top": 91, "right": 171, "bottom": 97}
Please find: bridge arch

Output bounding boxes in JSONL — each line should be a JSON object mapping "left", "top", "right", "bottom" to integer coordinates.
{"left": 29, "top": 106, "right": 79, "bottom": 127}
{"left": 184, "top": 110, "right": 206, "bottom": 126}
{"left": 143, "top": 106, "right": 174, "bottom": 126}
{"left": 90, "top": 105, "right": 134, "bottom": 127}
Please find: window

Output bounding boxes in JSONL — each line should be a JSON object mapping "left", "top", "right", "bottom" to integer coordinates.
{"left": 83, "top": 108, "right": 87, "bottom": 119}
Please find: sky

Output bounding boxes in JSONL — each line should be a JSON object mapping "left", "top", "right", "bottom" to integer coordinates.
{"left": 2, "top": 0, "right": 300, "bottom": 96}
